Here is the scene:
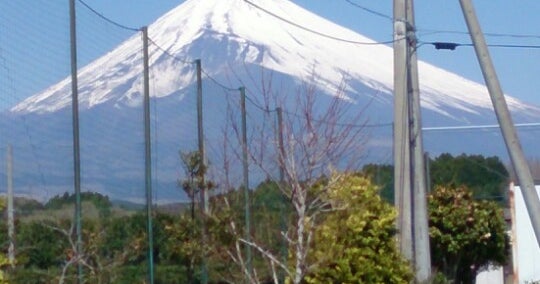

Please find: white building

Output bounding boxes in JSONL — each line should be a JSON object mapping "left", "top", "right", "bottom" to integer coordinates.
{"left": 509, "top": 184, "right": 540, "bottom": 283}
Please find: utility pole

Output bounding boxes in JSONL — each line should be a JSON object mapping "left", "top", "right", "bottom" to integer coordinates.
{"left": 394, "top": 0, "right": 431, "bottom": 281}
{"left": 407, "top": 0, "right": 431, "bottom": 281}
{"left": 7, "top": 145, "right": 15, "bottom": 267}
{"left": 142, "top": 26, "right": 155, "bottom": 284}
{"left": 393, "top": 0, "right": 413, "bottom": 262}
{"left": 459, "top": 0, "right": 540, "bottom": 248}
{"left": 239, "top": 86, "right": 252, "bottom": 281}
{"left": 68, "top": 0, "right": 83, "bottom": 282}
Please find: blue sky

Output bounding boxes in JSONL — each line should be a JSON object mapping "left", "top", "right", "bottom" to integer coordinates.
{"left": 2, "top": 0, "right": 540, "bottom": 107}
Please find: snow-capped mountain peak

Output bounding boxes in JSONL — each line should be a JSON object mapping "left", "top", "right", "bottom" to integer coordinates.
{"left": 10, "top": 0, "right": 540, "bottom": 120}
{"left": 6, "top": 0, "right": 540, "bottom": 202}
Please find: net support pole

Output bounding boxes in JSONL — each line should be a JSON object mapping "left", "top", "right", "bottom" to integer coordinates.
{"left": 69, "top": 0, "right": 83, "bottom": 282}
{"left": 142, "top": 26, "right": 155, "bottom": 284}
{"left": 240, "top": 86, "right": 252, "bottom": 281}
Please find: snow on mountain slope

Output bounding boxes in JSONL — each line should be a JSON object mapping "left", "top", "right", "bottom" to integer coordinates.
{"left": 5, "top": 0, "right": 540, "bottom": 202}
{"left": 11, "top": 0, "right": 540, "bottom": 122}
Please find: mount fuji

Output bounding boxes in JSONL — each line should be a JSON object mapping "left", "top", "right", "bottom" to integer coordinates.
{"left": 3, "top": 0, "right": 540, "bottom": 202}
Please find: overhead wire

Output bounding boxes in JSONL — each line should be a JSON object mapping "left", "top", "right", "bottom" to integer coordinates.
{"left": 74, "top": 0, "right": 540, "bottom": 133}
{"left": 343, "top": 0, "right": 393, "bottom": 22}
{"left": 420, "top": 40, "right": 540, "bottom": 50}
{"left": 418, "top": 29, "right": 540, "bottom": 40}
{"left": 342, "top": 0, "right": 540, "bottom": 45}
{"left": 77, "top": 0, "right": 140, "bottom": 32}
{"left": 200, "top": 67, "right": 239, "bottom": 92}
{"left": 243, "top": 0, "right": 398, "bottom": 45}
{"left": 147, "top": 37, "right": 194, "bottom": 64}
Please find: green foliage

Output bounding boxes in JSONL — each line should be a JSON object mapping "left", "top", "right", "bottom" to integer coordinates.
{"left": 16, "top": 221, "right": 68, "bottom": 269}
{"left": 428, "top": 185, "right": 510, "bottom": 283}
{"left": 361, "top": 163, "right": 394, "bottom": 203}
{"left": 304, "top": 174, "right": 412, "bottom": 283}
{"left": 251, "top": 180, "right": 291, "bottom": 252}
{"left": 9, "top": 268, "right": 56, "bottom": 284}
{"left": 44, "top": 191, "right": 112, "bottom": 217}
{"left": 430, "top": 153, "right": 509, "bottom": 202}
{"left": 14, "top": 197, "right": 44, "bottom": 217}
{"left": 361, "top": 154, "right": 510, "bottom": 203}
{"left": 179, "top": 150, "right": 215, "bottom": 200}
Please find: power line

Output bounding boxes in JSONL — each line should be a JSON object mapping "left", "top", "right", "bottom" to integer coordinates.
{"left": 423, "top": 122, "right": 540, "bottom": 132}
{"left": 418, "top": 29, "right": 540, "bottom": 40}
{"left": 147, "top": 37, "right": 194, "bottom": 64}
{"left": 236, "top": 86, "right": 393, "bottom": 129}
{"left": 200, "top": 67, "right": 238, "bottom": 92}
{"left": 422, "top": 40, "right": 540, "bottom": 50}
{"left": 243, "top": 0, "right": 397, "bottom": 45}
{"left": 341, "top": 0, "right": 540, "bottom": 41}
{"left": 279, "top": 107, "right": 392, "bottom": 129}
{"left": 77, "top": 0, "right": 139, "bottom": 32}
{"left": 342, "top": 0, "right": 393, "bottom": 21}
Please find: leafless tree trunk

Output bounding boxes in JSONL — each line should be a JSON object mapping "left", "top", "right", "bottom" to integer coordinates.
{"left": 215, "top": 73, "right": 373, "bottom": 283}
{"left": 42, "top": 221, "right": 94, "bottom": 284}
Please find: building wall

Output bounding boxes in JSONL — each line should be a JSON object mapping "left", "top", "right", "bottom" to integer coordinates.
{"left": 512, "top": 185, "right": 540, "bottom": 283}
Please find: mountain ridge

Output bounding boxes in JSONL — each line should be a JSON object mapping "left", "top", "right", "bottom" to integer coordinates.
{"left": 3, "top": 0, "right": 540, "bottom": 202}
{"left": 11, "top": 0, "right": 540, "bottom": 122}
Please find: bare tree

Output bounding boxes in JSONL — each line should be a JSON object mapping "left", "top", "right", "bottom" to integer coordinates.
{"left": 214, "top": 74, "right": 373, "bottom": 283}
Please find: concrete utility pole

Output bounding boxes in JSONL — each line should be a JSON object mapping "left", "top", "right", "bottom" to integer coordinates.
{"left": 406, "top": 1, "right": 431, "bottom": 281}
{"left": 393, "top": 0, "right": 413, "bottom": 263}
{"left": 459, "top": 0, "right": 540, "bottom": 248}
{"left": 394, "top": 0, "right": 431, "bottom": 281}
{"left": 7, "top": 145, "right": 15, "bottom": 267}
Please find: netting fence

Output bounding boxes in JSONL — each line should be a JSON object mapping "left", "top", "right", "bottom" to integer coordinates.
{"left": 2, "top": 1, "right": 531, "bottom": 283}
{"left": 0, "top": 1, "right": 390, "bottom": 282}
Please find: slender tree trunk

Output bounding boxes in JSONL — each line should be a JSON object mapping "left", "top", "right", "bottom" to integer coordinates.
{"left": 293, "top": 187, "right": 306, "bottom": 284}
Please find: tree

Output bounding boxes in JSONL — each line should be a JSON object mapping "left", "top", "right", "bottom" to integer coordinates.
{"left": 361, "top": 163, "right": 394, "bottom": 203}
{"left": 237, "top": 81, "right": 370, "bottom": 284}
{"left": 179, "top": 150, "right": 214, "bottom": 219}
{"left": 0, "top": 199, "right": 10, "bottom": 283}
{"left": 429, "top": 153, "right": 509, "bottom": 202}
{"left": 178, "top": 150, "right": 216, "bottom": 283}
{"left": 304, "top": 174, "right": 412, "bottom": 283}
{"left": 360, "top": 154, "right": 510, "bottom": 203}
{"left": 428, "top": 185, "right": 510, "bottom": 283}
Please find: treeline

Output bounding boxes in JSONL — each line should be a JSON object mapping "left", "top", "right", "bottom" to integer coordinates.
{"left": 363, "top": 153, "right": 509, "bottom": 203}
{"left": 0, "top": 153, "right": 511, "bottom": 283}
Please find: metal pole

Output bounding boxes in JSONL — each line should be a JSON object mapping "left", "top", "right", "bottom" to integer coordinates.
{"left": 459, "top": 0, "right": 540, "bottom": 249}
{"left": 393, "top": 0, "right": 413, "bottom": 262}
{"left": 195, "top": 59, "right": 208, "bottom": 214}
{"left": 406, "top": 0, "right": 431, "bottom": 281}
{"left": 240, "top": 86, "right": 252, "bottom": 279}
{"left": 69, "top": 0, "right": 83, "bottom": 282}
{"left": 142, "top": 26, "right": 155, "bottom": 284}
{"left": 7, "top": 145, "right": 15, "bottom": 267}
{"left": 195, "top": 59, "right": 208, "bottom": 284}
{"left": 276, "top": 107, "right": 287, "bottom": 284}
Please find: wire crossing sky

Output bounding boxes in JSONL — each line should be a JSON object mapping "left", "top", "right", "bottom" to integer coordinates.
{"left": 2, "top": 0, "right": 540, "bottom": 106}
